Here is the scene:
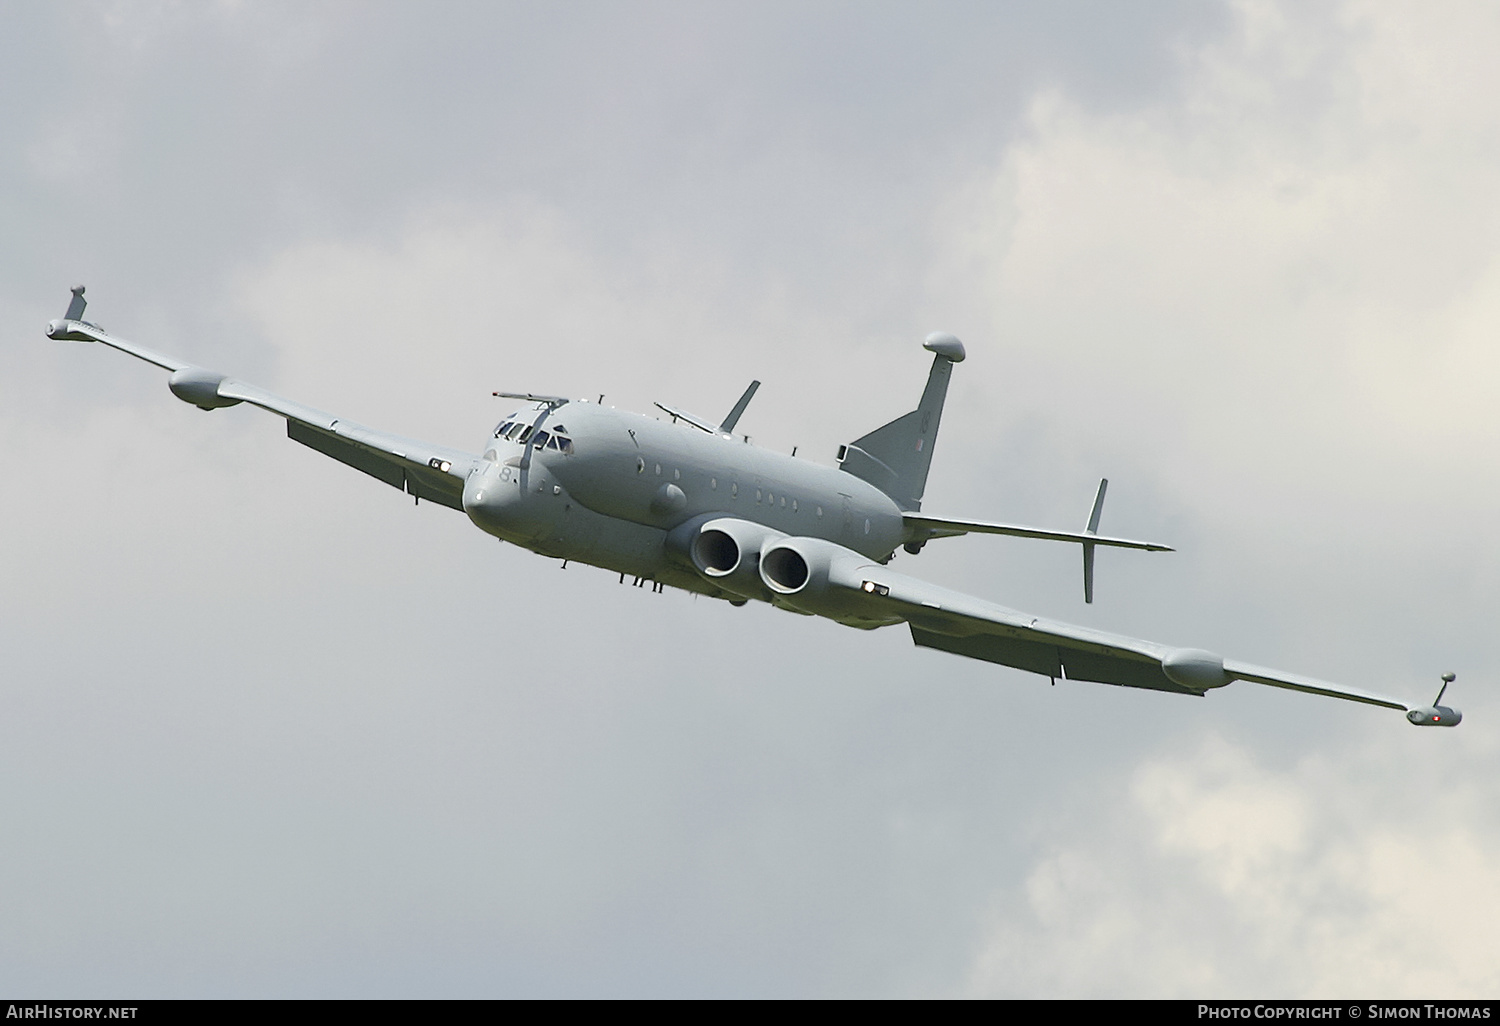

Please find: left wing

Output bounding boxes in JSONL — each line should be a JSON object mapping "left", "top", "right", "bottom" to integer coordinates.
{"left": 756, "top": 534, "right": 1455, "bottom": 724}
{"left": 46, "top": 287, "right": 479, "bottom": 509}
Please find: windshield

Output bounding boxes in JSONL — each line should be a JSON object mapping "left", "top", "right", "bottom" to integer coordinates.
{"left": 495, "top": 417, "right": 574, "bottom": 453}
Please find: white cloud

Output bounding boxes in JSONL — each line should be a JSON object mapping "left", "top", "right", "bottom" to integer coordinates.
{"left": 939, "top": 0, "right": 1500, "bottom": 522}
{"left": 954, "top": 0, "right": 1500, "bottom": 995}
{"left": 967, "top": 733, "right": 1500, "bottom": 997}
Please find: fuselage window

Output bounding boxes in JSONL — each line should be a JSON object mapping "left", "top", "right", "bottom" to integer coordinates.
{"left": 673, "top": 468, "right": 681, "bottom": 481}
{"left": 636, "top": 457, "right": 646, "bottom": 474}
{"left": 792, "top": 499, "right": 798, "bottom": 512}
{"left": 816, "top": 506, "right": 823, "bottom": 518}
{"left": 780, "top": 496, "right": 786, "bottom": 508}
{"left": 731, "top": 483, "right": 738, "bottom": 497}
{"left": 655, "top": 463, "right": 662, "bottom": 476}
{"left": 711, "top": 478, "right": 718, "bottom": 491}
{"left": 864, "top": 518, "right": 871, "bottom": 534}
{"left": 756, "top": 489, "right": 762, "bottom": 503}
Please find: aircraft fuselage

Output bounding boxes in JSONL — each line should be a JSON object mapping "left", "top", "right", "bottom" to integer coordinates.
{"left": 461, "top": 400, "right": 907, "bottom": 597}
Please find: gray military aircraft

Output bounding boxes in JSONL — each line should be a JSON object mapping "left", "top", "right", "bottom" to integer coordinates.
{"left": 46, "top": 285, "right": 1461, "bottom": 726}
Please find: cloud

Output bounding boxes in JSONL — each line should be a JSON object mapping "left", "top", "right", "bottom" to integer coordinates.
{"left": 950, "top": 0, "right": 1500, "bottom": 997}
{"left": 938, "top": 0, "right": 1500, "bottom": 513}
{"left": 967, "top": 733, "right": 1500, "bottom": 997}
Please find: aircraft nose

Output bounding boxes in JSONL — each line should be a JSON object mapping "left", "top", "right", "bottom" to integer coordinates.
{"left": 462, "top": 464, "right": 509, "bottom": 533}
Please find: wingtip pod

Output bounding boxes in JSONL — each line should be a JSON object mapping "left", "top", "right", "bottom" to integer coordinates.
{"left": 46, "top": 318, "right": 88, "bottom": 341}
{"left": 1407, "top": 672, "right": 1462, "bottom": 726}
{"left": 1407, "top": 705, "right": 1462, "bottom": 726}
{"left": 46, "top": 284, "right": 96, "bottom": 341}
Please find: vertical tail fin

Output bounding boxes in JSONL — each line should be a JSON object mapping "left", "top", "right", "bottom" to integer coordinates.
{"left": 837, "top": 333, "right": 965, "bottom": 511}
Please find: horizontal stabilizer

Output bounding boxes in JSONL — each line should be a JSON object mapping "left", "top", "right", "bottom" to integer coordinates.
{"left": 903, "top": 512, "right": 1173, "bottom": 552}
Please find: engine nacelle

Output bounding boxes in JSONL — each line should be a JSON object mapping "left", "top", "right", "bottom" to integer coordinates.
{"left": 757, "top": 536, "right": 904, "bottom": 627}
{"left": 1407, "top": 705, "right": 1462, "bottom": 727}
{"left": 665, "top": 515, "right": 786, "bottom": 600}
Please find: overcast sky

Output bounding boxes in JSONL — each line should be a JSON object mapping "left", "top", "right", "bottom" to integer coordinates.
{"left": 3, "top": 0, "right": 1499, "bottom": 998}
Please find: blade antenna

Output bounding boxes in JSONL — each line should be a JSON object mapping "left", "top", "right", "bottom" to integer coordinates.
{"left": 1083, "top": 478, "right": 1107, "bottom": 604}
{"left": 719, "top": 380, "right": 760, "bottom": 434}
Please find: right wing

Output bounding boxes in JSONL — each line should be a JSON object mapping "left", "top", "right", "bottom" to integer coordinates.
{"left": 899, "top": 580, "right": 1438, "bottom": 718}
{"left": 762, "top": 534, "right": 1449, "bottom": 723}
{"left": 902, "top": 582, "right": 1434, "bottom": 715}
{"left": 46, "top": 287, "right": 479, "bottom": 510}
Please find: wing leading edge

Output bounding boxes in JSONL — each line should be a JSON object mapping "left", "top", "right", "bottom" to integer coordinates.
{"left": 46, "top": 287, "right": 478, "bottom": 509}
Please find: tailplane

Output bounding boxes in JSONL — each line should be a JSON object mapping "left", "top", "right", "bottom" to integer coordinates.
{"left": 837, "top": 332, "right": 964, "bottom": 511}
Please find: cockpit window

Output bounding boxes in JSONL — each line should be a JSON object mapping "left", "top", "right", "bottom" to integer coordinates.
{"left": 495, "top": 411, "right": 526, "bottom": 439}
{"left": 504, "top": 420, "right": 574, "bottom": 454}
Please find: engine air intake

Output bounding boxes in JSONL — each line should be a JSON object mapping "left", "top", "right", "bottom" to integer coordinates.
{"left": 693, "top": 529, "right": 740, "bottom": 576}
{"left": 760, "top": 546, "right": 810, "bottom": 593}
